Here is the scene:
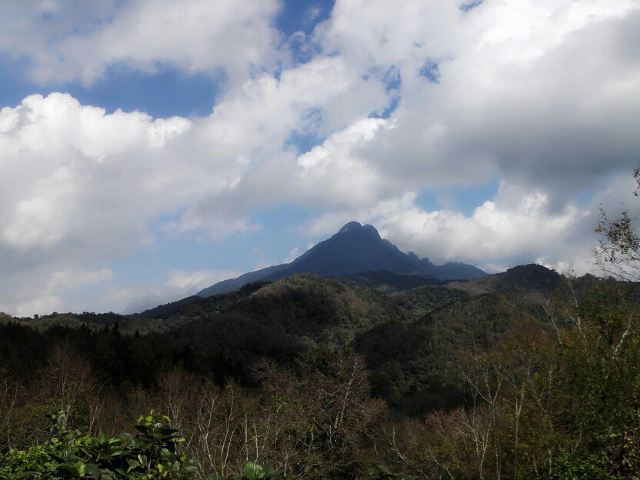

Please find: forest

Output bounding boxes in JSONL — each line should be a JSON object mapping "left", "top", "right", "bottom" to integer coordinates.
{"left": 2, "top": 180, "right": 640, "bottom": 479}
{"left": 1, "top": 267, "right": 640, "bottom": 478}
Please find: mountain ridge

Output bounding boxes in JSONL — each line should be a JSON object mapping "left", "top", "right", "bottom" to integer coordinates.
{"left": 197, "top": 221, "right": 486, "bottom": 297}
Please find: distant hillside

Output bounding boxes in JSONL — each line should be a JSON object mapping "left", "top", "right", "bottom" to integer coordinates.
{"left": 337, "top": 270, "right": 445, "bottom": 292}
{"left": 4, "top": 264, "right": 637, "bottom": 414}
{"left": 197, "top": 221, "right": 486, "bottom": 296}
{"left": 448, "top": 263, "right": 564, "bottom": 297}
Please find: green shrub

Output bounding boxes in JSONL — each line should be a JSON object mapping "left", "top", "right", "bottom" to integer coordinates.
{"left": 0, "top": 411, "right": 196, "bottom": 479}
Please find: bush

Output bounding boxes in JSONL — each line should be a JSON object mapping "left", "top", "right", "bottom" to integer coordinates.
{"left": 0, "top": 411, "right": 196, "bottom": 479}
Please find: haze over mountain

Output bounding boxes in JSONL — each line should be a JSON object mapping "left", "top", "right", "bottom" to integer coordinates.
{"left": 197, "top": 221, "right": 486, "bottom": 297}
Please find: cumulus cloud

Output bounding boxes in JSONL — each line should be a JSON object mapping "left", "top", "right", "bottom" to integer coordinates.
{"left": 0, "top": 93, "right": 192, "bottom": 257}
{"left": 374, "top": 189, "right": 592, "bottom": 269}
{"left": 294, "top": 117, "right": 395, "bottom": 208}
{"left": 0, "top": 56, "right": 387, "bottom": 314}
{"left": 383, "top": 2, "right": 638, "bottom": 198}
{"left": 0, "top": 93, "right": 193, "bottom": 314}
{"left": 0, "top": 0, "right": 281, "bottom": 84}
{"left": 170, "top": 56, "right": 388, "bottom": 226}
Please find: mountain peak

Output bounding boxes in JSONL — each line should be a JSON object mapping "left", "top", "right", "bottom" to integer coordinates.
{"left": 362, "top": 223, "right": 380, "bottom": 237}
{"left": 337, "top": 221, "right": 381, "bottom": 239}
{"left": 197, "top": 221, "right": 486, "bottom": 296}
{"left": 338, "top": 221, "right": 363, "bottom": 233}
{"left": 500, "top": 264, "right": 561, "bottom": 291}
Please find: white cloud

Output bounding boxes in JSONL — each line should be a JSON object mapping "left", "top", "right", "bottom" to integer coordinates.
{"left": 0, "top": 57, "right": 387, "bottom": 314}
{"left": 0, "top": 93, "right": 193, "bottom": 255}
{"left": 0, "top": 0, "right": 281, "bottom": 85}
{"left": 374, "top": 189, "right": 591, "bottom": 267}
{"left": 1, "top": 267, "right": 113, "bottom": 317}
{"left": 49, "top": 268, "right": 113, "bottom": 291}
{"left": 294, "top": 117, "right": 395, "bottom": 208}
{"left": 12, "top": 295, "right": 64, "bottom": 318}
{"left": 166, "top": 269, "right": 238, "bottom": 292}
{"left": 344, "top": 0, "right": 640, "bottom": 199}
{"left": 285, "top": 247, "right": 302, "bottom": 263}
{"left": 301, "top": 185, "right": 595, "bottom": 273}
{"left": 0, "top": 93, "right": 198, "bottom": 314}
{"left": 113, "top": 269, "right": 240, "bottom": 314}
{"left": 167, "top": 56, "right": 388, "bottom": 229}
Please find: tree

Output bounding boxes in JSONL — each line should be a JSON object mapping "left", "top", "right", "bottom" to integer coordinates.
{"left": 595, "top": 168, "right": 640, "bottom": 281}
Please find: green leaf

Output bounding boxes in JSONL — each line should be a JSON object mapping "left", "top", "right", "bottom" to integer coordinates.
{"left": 243, "top": 462, "right": 265, "bottom": 480}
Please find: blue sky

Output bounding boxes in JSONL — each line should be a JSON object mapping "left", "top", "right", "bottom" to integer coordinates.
{"left": 1, "top": 0, "right": 638, "bottom": 315}
{"left": 0, "top": 58, "right": 220, "bottom": 117}
{"left": 0, "top": 0, "right": 336, "bottom": 116}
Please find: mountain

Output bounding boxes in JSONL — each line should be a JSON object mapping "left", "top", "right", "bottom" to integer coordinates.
{"left": 7, "top": 261, "right": 629, "bottom": 413}
{"left": 337, "top": 271, "right": 444, "bottom": 292}
{"left": 197, "top": 221, "right": 486, "bottom": 297}
{"left": 130, "top": 264, "right": 571, "bottom": 411}
{"left": 447, "top": 263, "right": 564, "bottom": 296}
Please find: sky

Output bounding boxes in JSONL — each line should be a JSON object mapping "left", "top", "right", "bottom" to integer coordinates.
{"left": 1, "top": 0, "right": 640, "bottom": 316}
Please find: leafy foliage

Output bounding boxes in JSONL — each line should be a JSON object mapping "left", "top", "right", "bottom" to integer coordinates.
{"left": 0, "top": 412, "right": 196, "bottom": 479}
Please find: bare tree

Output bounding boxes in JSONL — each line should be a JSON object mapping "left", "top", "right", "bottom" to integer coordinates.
{"left": 158, "top": 368, "right": 198, "bottom": 431}
{"left": 36, "top": 341, "right": 97, "bottom": 432}
{"left": 0, "top": 370, "right": 19, "bottom": 449}
{"left": 595, "top": 168, "right": 640, "bottom": 281}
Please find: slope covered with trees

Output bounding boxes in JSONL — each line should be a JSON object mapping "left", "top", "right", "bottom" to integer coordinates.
{"left": 3, "top": 258, "right": 640, "bottom": 478}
